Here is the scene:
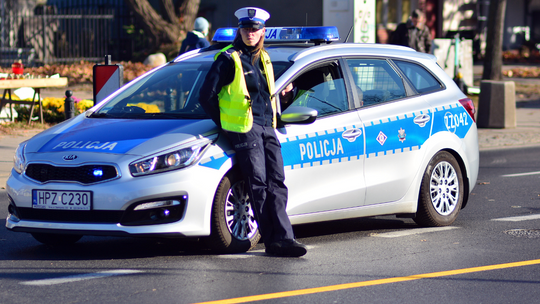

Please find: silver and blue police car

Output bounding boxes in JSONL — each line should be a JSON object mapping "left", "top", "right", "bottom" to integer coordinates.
{"left": 6, "top": 26, "right": 479, "bottom": 252}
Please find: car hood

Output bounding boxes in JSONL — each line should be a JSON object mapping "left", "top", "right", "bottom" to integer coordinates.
{"left": 25, "top": 115, "right": 218, "bottom": 156}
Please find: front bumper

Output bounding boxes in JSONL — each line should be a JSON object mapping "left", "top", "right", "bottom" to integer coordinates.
{"left": 5, "top": 163, "right": 224, "bottom": 238}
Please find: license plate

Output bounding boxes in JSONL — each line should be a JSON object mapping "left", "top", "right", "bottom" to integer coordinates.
{"left": 32, "top": 190, "right": 92, "bottom": 210}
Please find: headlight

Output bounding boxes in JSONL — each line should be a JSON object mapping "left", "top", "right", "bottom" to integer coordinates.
{"left": 13, "top": 142, "right": 27, "bottom": 174}
{"left": 129, "top": 139, "right": 211, "bottom": 176}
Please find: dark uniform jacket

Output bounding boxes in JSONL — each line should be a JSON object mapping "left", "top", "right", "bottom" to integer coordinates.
{"left": 390, "top": 19, "right": 432, "bottom": 53}
{"left": 178, "top": 31, "right": 210, "bottom": 55}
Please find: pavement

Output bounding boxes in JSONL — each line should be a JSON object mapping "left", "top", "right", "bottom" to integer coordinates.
{"left": 1, "top": 68, "right": 540, "bottom": 188}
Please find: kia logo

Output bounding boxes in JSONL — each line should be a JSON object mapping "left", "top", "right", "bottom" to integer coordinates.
{"left": 63, "top": 155, "right": 78, "bottom": 161}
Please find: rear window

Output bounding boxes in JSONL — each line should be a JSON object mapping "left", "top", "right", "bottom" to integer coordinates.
{"left": 394, "top": 60, "right": 442, "bottom": 94}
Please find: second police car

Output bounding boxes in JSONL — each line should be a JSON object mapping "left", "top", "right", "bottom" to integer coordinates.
{"left": 6, "top": 26, "right": 479, "bottom": 252}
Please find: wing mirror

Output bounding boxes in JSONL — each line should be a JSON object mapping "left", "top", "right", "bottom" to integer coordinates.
{"left": 279, "top": 106, "right": 318, "bottom": 125}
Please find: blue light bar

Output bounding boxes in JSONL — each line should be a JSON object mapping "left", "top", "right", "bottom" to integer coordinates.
{"left": 212, "top": 28, "right": 237, "bottom": 42}
{"left": 212, "top": 26, "right": 340, "bottom": 43}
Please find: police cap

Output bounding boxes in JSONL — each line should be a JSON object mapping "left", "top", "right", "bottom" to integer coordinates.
{"left": 234, "top": 7, "right": 270, "bottom": 29}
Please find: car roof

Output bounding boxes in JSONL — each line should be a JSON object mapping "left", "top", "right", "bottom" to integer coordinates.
{"left": 174, "top": 42, "right": 437, "bottom": 66}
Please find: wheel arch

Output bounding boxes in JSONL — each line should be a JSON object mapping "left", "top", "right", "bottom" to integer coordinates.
{"left": 440, "top": 148, "right": 470, "bottom": 209}
{"left": 418, "top": 131, "right": 472, "bottom": 210}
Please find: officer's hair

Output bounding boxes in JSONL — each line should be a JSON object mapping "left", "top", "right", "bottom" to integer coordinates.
{"left": 233, "top": 29, "right": 266, "bottom": 65}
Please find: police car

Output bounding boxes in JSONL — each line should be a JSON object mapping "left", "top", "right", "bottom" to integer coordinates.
{"left": 6, "top": 26, "right": 479, "bottom": 252}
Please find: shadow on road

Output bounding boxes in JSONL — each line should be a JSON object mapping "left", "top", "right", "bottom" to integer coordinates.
{"left": 1, "top": 216, "right": 419, "bottom": 261}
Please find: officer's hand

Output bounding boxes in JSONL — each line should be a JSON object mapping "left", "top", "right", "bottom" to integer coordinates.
{"left": 281, "top": 83, "right": 294, "bottom": 96}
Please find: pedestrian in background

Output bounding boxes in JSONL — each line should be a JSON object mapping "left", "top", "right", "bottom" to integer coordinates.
{"left": 199, "top": 7, "right": 307, "bottom": 257}
{"left": 390, "top": 9, "right": 432, "bottom": 53}
{"left": 178, "top": 17, "right": 211, "bottom": 55}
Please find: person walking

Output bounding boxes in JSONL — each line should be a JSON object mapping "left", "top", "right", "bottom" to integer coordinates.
{"left": 390, "top": 9, "right": 432, "bottom": 53}
{"left": 178, "top": 17, "right": 211, "bottom": 55}
{"left": 199, "top": 7, "right": 307, "bottom": 257}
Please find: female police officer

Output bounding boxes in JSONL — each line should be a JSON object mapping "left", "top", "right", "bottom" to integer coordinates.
{"left": 199, "top": 7, "right": 307, "bottom": 257}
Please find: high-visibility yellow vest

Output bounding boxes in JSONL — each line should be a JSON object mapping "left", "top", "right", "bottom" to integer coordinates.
{"left": 215, "top": 45, "right": 276, "bottom": 133}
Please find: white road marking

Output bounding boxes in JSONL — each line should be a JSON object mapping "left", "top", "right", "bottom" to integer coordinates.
{"left": 20, "top": 269, "right": 144, "bottom": 286}
{"left": 492, "top": 214, "right": 540, "bottom": 222}
{"left": 502, "top": 171, "right": 540, "bottom": 177}
{"left": 371, "top": 226, "right": 460, "bottom": 238}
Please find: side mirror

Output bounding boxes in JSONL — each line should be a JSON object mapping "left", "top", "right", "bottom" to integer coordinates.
{"left": 279, "top": 106, "right": 318, "bottom": 125}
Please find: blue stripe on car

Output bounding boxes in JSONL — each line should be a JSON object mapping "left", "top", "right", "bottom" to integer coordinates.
{"left": 198, "top": 103, "right": 472, "bottom": 171}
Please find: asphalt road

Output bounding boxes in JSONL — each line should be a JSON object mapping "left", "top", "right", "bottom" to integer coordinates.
{"left": 1, "top": 146, "right": 539, "bottom": 304}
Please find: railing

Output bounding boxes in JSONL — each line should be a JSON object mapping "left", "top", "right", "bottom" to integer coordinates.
{"left": 0, "top": 5, "right": 133, "bottom": 67}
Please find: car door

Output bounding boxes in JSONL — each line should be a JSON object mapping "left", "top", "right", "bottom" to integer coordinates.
{"left": 345, "top": 58, "right": 435, "bottom": 205}
{"left": 276, "top": 61, "right": 366, "bottom": 215}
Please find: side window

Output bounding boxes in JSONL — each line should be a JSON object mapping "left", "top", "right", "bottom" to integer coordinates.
{"left": 394, "top": 60, "right": 442, "bottom": 94}
{"left": 346, "top": 59, "right": 407, "bottom": 107}
{"left": 284, "top": 64, "right": 348, "bottom": 117}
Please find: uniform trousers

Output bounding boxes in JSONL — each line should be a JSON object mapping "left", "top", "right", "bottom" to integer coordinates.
{"left": 224, "top": 123, "right": 295, "bottom": 246}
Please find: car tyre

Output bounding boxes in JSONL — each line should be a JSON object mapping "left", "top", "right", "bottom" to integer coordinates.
{"left": 414, "top": 151, "right": 464, "bottom": 227}
{"left": 206, "top": 169, "right": 261, "bottom": 253}
{"left": 31, "top": 233, "right": 83, "bottom": 246}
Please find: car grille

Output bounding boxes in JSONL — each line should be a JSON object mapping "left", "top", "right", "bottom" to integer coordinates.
{"left": 25, "top": 164, "right": 119, "bottom": 184}
{"left": 16, "top": 207, "right": 124, "bottom": 223}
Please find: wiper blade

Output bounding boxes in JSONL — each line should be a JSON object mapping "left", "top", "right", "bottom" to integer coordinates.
{"left": 135, "top": 113, "right": 208, "bottom": 119}
{"left": 88, "top": 112, "right": 113, "bottom": 118}
{"left": 139, "top": 113, "right": 182, "bottom": 119}
{"left": 88, "top": 111, "right": 208, "bottom": 119}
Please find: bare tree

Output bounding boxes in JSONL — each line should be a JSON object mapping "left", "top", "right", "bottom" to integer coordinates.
{"left": 482, "top": 0, "right": 506, "bottom": 80}
{"left": 124, "top": 0, "right": 201, "bottom": 53}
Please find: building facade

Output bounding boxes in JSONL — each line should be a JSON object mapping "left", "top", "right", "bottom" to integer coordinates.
{"left": 200, "top": 0, "right": 539, "bottom": 57}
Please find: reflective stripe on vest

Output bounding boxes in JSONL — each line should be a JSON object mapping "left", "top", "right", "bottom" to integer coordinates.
{"left": 215, "top": 45, "right": 277, "bottom": 133}
{"left": 193, "top": 30, "right": 206, "bottom": 39}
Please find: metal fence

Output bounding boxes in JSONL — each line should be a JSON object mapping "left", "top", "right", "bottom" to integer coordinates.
{"left": 0, "top": 2, "right": 133, "bottom": 67}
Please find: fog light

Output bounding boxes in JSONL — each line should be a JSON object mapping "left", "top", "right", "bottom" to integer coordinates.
{"left": 121, "top": 196, "right": 187, "bottom": 226}
{"left": 8, "top": 204, "right": 20, "bottom": 222}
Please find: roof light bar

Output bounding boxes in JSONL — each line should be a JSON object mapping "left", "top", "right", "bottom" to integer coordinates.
{"left": 212, "top": 26, "right": 340, "bottom": 43}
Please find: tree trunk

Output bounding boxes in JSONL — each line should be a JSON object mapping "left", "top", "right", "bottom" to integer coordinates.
{"left": 482, "top": 0, "right": 506, "bottom": 80}
{"left": 178, "top": 0, "right": 201, "bottom": 34}
{"left": 124, "top": 0, "right": 199, "bottom": 53}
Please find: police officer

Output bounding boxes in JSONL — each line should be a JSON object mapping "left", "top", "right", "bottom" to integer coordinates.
{"left": 390, "top": 9, "right": 432, "bottom": 53}
{"left": 178, "top": 17, "right": 211, "bottom": 55}
{"left": 199, "top": 7, "right": 307, "bottom": 257}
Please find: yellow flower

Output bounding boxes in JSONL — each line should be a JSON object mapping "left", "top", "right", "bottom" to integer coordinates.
{"left": 76, "top": 99, "right": 94, "bottom": 112}
{"left": 42, "top": 97, "right": 65, "bottom": 112}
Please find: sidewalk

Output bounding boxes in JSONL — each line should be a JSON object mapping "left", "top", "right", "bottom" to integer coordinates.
{"left": 39, "top": 83, "right": 94, "bottom": 100}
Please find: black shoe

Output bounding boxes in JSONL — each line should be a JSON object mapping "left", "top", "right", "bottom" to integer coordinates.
{"left": 265, "top": 239, "right": 307, "bottom": 257}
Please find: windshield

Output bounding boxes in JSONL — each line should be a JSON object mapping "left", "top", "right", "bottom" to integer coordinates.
{"left": 91, "top": 59, "right": 292, "bottom": 119}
